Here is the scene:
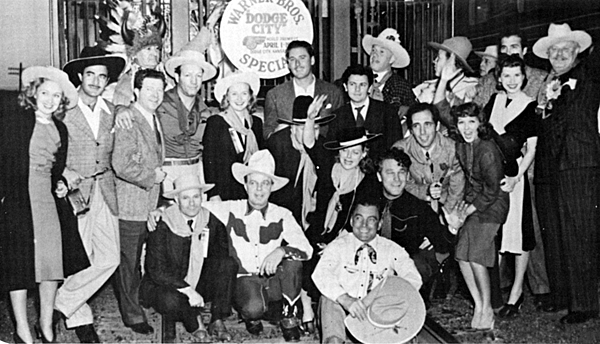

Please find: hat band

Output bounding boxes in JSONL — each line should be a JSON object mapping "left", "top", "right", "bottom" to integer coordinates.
{"left": 366, "top": 304, "right": 406, "bottom": 329}
{"left": 339, "top": 136, "right": 369, "bottom": 147}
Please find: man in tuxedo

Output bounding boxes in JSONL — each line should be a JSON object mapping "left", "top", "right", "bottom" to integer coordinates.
{"left": 327, "top": 65, "right": 402, "bottom": 160}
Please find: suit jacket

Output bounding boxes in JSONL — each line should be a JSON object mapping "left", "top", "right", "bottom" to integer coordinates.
{"left": 263, "top": 78, "right": 345, "bottom": 139}
{"left": 63, "top": 101, "right": 118, "bottom": 216}
{"left": 112, "top": 104, "right": 164, "bottom": 221}
{"left": 327, "top": 98, "right": 402, "bottom": 159}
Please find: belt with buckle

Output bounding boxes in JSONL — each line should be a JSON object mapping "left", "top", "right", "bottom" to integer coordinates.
{"left": 163, "top": 156, "right": 201, "bottom": 166}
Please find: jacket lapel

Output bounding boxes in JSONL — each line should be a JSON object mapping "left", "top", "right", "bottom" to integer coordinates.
{"left": 131, "top": 106, "right": 163, "bottom": 161}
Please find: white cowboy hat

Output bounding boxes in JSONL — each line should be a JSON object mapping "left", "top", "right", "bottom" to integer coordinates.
{"left": 428, "top": 36, "right": 475, "bottom": 73}
{"left": 165, "top": 30, "right": 218, "bottom": 81}
{"left": 213, "top": 71, "right": 261, "bottom": 104}
{"left": 231, "top": 150, "right": 288, "bottom": 192}
{"left": 532, "top": 23, "right": 592, "bottom": 59}
{"left": 362, "top": 28, "right": 411, "bottom": 68}
{"left": 22, "top": 66, "right": 79, "bottom": 109}
{"left": 163, "top": 174, "right": 214, "bottom": 199}
{"left": 474, "top": 45, "right": 498, "bottom": 60}
{"left": 345, "top": 276, "right": 426, "bottom": 344}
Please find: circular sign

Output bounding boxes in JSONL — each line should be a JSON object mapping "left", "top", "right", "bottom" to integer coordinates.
{"left": 219, "top": 0, "right": 314, "bottom": 79}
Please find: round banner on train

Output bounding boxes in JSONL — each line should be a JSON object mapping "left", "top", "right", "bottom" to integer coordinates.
{"left": 219, "top": 0, "right": 314, "bottom": 79}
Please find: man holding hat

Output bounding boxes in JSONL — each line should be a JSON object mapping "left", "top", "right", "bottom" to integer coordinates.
{"left": 532, "top": 23, "right": 600, "bottom": 324}
{"left": 140, "top": 175, "right": 237, "bottom": 342}
{"left": 362, "top": 28, "right": 416, "bottom": 117}
{"left": 54, "top": 45, "right": 125, "bottom": 342}
{"left": 203, "top": 150, "right": 313, "bottom": 342}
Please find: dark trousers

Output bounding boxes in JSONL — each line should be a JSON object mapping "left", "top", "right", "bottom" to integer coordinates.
{"left": 114, "top": 220, "right": 148, "bottom": 326}
{"left": 233, "top": 260, "right": 303, "bottom": 320}
{"left": 140, "top": 256, "right": 238, "bottom": 332}
{"left": 536, "top": 168, "right": 600, "bottom": 313}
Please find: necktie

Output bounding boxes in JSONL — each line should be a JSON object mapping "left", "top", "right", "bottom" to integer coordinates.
{"left": 152, "top": 115, "right": 162, "bottom": 146}
{"left": 355, "top": 106, "right": 365, "bottom": 127}
{"left": 381, "top": 201, "right": 393, "bottom": 239}
{"left": 187, "top": 219, "right": 194, "bottom": 232}
{"left": 426, "top": 151, "right": 434, "bottom": 175}
{"left": 354, "top": 243, "right": 377, "bottom": 265}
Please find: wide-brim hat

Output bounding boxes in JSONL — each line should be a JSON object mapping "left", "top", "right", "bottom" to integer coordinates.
{"left": 474, "top": 45, "right": 498, "bottom": 60}
{"left": 163, "top": 174, "right": 214, "bottom": 199}
{"left": 345, "top": 276, "right": 426, "bottom": 344}
{"left": 362, "top": 28, "right": 410, "bottom": 68}
{"left": 22, "top": 66, "right": 79, "bottom": 109}
{"left": 63, "top": 45, "right": 126, "bottom": 87}
{"left": 532, "top": 23, "right": 592, "bottom": 59}
{"left": 428, "top": 36, "right": 474, "bottom": 73}
{"left": 323, "top": 126, "right": 382, "bottom": 150}
{"left": 277, "top": 95, "right": 336, "bottom": 126}
{"left": 231, "top": 150, "right": 289, "bottom": 191}
{"left": 213, "top": 71, "right": 261, "bottom": 104}
{"left": 165, "top": 50, "right": 218, "bottom": 81}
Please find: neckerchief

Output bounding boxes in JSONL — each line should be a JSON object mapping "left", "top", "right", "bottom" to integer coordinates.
{"left": 290, "top": 131, "right": 317, "bottom": 230}
{"left": 490, "top": 92, "right": 534, "bottom": 135}
{"left": 219, "top": 109, "right": 259, "bottom": 163}
{"left": 173, "top": 90, "right": 201, "bottom": 146}
{"left": 371, "top": 71, "right": 392, "bottom": 102}
{"left": 355, "top": 243, "right": 377, "bottom": 265}
{"left": 323, "top": 163, "right": 364, "bottom": 234}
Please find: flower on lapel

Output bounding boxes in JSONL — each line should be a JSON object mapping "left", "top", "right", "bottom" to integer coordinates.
{"left": 439, "top": 163, "right": 449, "bottom": 171}
{"left": 545, "top": 78, "right": 578, "bottom": 102}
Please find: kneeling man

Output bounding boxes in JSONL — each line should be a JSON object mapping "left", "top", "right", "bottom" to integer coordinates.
{"left": 140, "top": 175, "right": 237, "bottom": 342}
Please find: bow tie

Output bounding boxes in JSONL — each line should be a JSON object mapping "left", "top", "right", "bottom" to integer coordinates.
{"left": 355, "top": 243, "right": 377, "bottom": 265}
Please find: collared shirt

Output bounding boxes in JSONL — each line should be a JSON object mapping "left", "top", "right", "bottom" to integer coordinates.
{"left": 293, "top": 74, "right": 316, "bottom": 97}
{"left": 78, "top": 96, "right": 110, "bottom": 139}
{"left": 203, "top": 200, "right": 313, "bottom": 275}
{"left": 374, "top": 70, "right": 389, "bottom": 91}
{"left": 245, "top": 201, "right": 268, "bottom": 218}
{"left": 312, "top": 233, "right": 421, "bottom": 301}
{"left": 351, "top": 97, "right": 370, "bottom": 122}
{"left": 445, "top": 73, "right": 478, "bottom": 106}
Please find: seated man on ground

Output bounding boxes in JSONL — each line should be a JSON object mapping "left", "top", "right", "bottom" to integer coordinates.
{"left": 140, "top": 175, "right": 237, "bottom": 342}
{"left": 312, "top": 196, "right": 422, "bottom": 344}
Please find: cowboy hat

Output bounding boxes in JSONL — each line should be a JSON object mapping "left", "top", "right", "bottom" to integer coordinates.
{"left": 232, "top": 150, "right": 289, "bottom": 191}
{"left": 474, "top": 45, "right": 498, "bottom": 60}
{"left": 345, "top": 276, "right": 426, "bottom": 344}
{"left": 323, "top": 126, "right": 382, "bottom": 150}
{"left": 22, "top": 66, "right": 79, "bottom": 109}
{"left": 277, "top": 95, "right": 336, "bottom": 126}
{"left": 362, "top": 28, "right": 411, "bottom": 68}
{"left": 213, "top": 71, "right": 261, "bottom": 104}
{"left": 163, "top": 174, "right": 214, "bottom": 199}
{"left": 428, "top": 36, "right": 475, "bottom": 73}
{"left": 165, "top": 30, "right": 218, "bottom": 81}
{"left": 532, "top": 23, "right": 592, "bottom": 59}
{"left": 63, "top": 45, "right": 126, "bottom": 87}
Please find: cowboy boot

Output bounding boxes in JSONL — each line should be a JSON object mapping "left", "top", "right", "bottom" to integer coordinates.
{"left": 281, "top": 295, "right": 301, "bottom": 342}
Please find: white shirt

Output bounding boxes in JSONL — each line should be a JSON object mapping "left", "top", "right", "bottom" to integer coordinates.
{"left": 374, "top": 70, "right": 389, "bottom": 91}
{"left": 78, "top": 97, "right": 110, "bottom": 139}
{"left": 293, "top": 74, "right": 316, "bottom": 97}
{"left": 350, "top": 98, "right": 370, "bottom": 122}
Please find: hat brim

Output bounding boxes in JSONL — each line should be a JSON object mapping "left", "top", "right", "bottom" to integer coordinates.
{"left": 163, "top": 183, "right": 215, "bottom": 199}
{"left": 231, "top": 163, "right": 289, "bottom": 192}
{"left": 323, "top": 132, "right": 382, "bottom": 150}
{"left": 214, "top": 72, "right": 261, "bottom": 104}
{"left": 63, "top": 55, "right": 126, "bottom": 87}
{"left": 22, "top": 66, "right": 79, "bottom": 109}
{"left": 277, "top": 113, "right": 336, "bottom": 126}
{"left": 474, "top": 51, "right": 497, "bottom": 60}
{"left": 427, "top": 42, "right": 475, "bottom": 74}
{"left": 362, "top": 35, "right": 411, "bottom": 68}
{"left": 165, "top": 55, "right": 218, "bottom": 81}
{"left": 532, "top": 32, "right": 592, "bottom": 58}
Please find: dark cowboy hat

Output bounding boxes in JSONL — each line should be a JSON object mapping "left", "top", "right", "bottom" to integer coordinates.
{"left": 277, "top": 95, "right": 336, "bottom": 126}
{"left": 323, "top": 126, "right": 382, "bottom": 150}
{"left": 63, "top": 45, "right": 126, "bottom": 87}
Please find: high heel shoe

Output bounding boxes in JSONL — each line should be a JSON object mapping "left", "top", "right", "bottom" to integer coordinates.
{"left": 34, "top": 323, "right": 55, "bottom": 343}
{"left": 498, "top": 294, "right": 524, "bottom": 318}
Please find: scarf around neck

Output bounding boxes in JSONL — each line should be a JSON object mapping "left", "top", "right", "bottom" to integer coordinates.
{"left": 219, "top": 109, "right": 259, "bottom": 163}
{"left": 323, "top": 163, "right": 364, "bottom": 234}
{"left": 490, "top": 92, "right": 533, "bottom": 135}
{"left": 290, "top": 130, "right": 317, "bottom": 230}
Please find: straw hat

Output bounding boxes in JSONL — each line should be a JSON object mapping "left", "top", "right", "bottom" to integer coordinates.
{"left": 532, "top": 23, "right": 592, "bottom": 59}
{"left": 323, "top": 127, "right": 382, "bottom": 150}
{"left": 345, "top": 276, "right": 426, "bottom": 344}
{"left": 428, "top": 36, "right": 475, "bottom": 73}
{"left": 213, "top": 71, "right": 261, "bottom": 104}
{"left": 474, "top": 45, "right": 498, "bottom": 60}
{"left": 231, "top": 150, "right": 288, "bottom": 191}
{"left": 277, "top": 95, "right": 336, "bottom": 125}
{"left": 63, "top": 45, "right": 126, "bottom": 87}
{"left": 165, "top": 30, "right": 218, "bottom": 81}
{"left": 163, "top": 174, "right": 214, "bottom": 199}
{"left": 22, "top": 66, "right": 78, "bottom": 109}
{"left": 362, "top": 28, "right": 411, "bottom": 68}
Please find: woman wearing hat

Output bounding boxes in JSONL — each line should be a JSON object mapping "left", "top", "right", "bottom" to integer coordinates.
{"left": 482, "top": 55, "right": 539, "bottom": 318}
{"left": 203, "top": 71, "right": 264, "bottom": 202}
{"left": 0, "top": 66, "right": 78, "bottom": 343}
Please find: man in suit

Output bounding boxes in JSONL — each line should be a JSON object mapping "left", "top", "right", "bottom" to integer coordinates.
{"left": 112, "top": 69, "right": 167, "bottom": 334}
{"left": 263, "top": 40, "right": 344, "bottom": 138}
{"left": 55, "top": 46, "right": 125, "bottom": 342}
{"left": 327, "top": 65, "right": 402, "bottom": 160}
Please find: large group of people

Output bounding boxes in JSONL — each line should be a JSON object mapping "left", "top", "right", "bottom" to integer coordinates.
{"left": 0, "top": 16, "right": 599, "bottom": 344}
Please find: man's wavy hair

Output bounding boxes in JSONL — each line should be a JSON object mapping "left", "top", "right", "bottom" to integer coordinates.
{"left": 376, "top": 147, "right": 412, "bottom": 172}
{"left": 449, "top": 102, "right": 494, "bottom": 142}
{"left": 18, "top": 78, "right": 70, "bottom": 121}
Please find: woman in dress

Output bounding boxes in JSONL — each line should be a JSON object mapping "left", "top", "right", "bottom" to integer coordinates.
{"left": 0, "top": 66, "right": 78, "bottom": 343}
{"left": 203, "top": 72, "right": 263, "bottom": 201}
{"left": 447, "top": 103, "right": 508, "bottom": 330}
{"left": 483, "top": 55, "right": 539, "bottom": 317}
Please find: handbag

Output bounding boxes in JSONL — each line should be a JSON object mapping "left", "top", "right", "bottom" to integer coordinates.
{"left": 66, "top": 188, "right": 90, "bottom": 216}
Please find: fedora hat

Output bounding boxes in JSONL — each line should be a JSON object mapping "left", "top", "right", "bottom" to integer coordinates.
{"left": 362, "top": 28, "right": 410, "bottom": 68}
{"left": 163, "top": 174, "right": 214, "bottom": 199}
{"left": 532, "top": 23, "right": 592, "bottom": 59}
{"left": 231, "top": 150, "right": 288, "bottom": 191}
{"left": 428, "top": 36, "right": 475, "bottom": 73}
{"left": 323, "top": 126, "right": 382, "bottom": 150}
{"left": 213, "top": 71, "right": 261, "bottom": 104}
{"left": 22, "top": 66, "right": 78, "bottom": 109}
{"left": 475, "top": 45, "right": 498, "bottom": 60}
{"left": 345, "top": 276, "right": 426, "bottom": 344}
{"left": 165, "top": 31, "right": 218, "bottom": 81}
{"left": 277, "top": 95, "right": 336, "bottom": 126}
{"left": 63, "top": 45, "right": 126, "bottom": 87}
